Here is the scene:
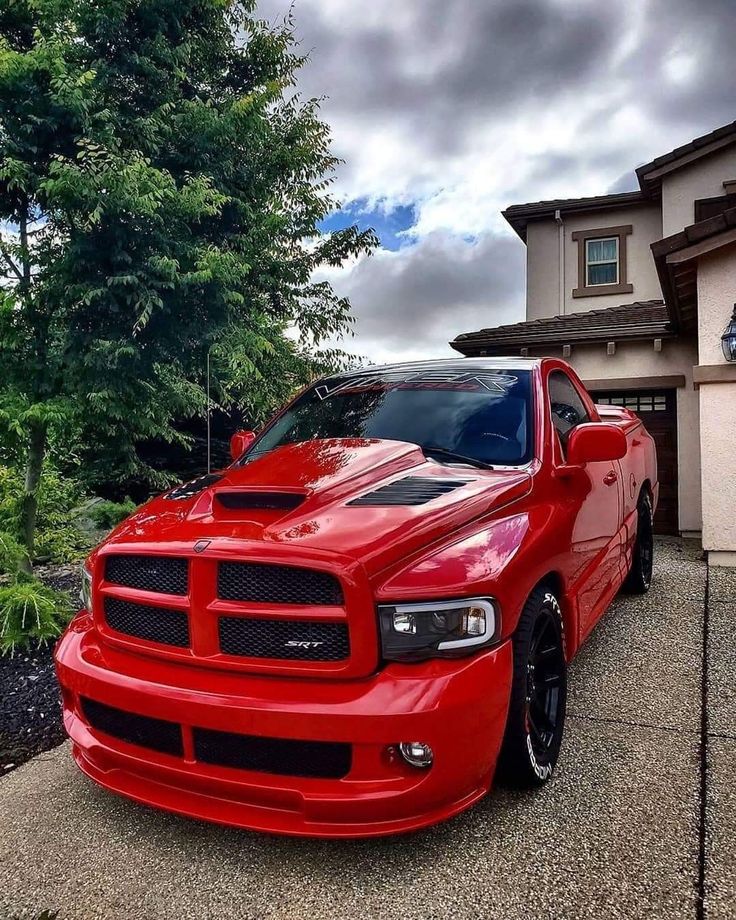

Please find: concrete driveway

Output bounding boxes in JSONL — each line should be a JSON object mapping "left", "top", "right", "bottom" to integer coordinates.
{"left": 1, "top": 540, "right": 733, "bottom": 920}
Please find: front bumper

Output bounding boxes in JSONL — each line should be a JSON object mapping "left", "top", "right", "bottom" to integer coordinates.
{"left": 55, "top": 612, "right": 513, "bottom": 837}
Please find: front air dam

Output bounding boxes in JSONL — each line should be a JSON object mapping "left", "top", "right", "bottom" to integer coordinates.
{"left": 55, "top": 613, "right": 513, "bottom": 837}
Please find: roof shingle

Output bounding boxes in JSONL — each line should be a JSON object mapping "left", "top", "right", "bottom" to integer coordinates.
{"left": 502, "top": 191, "right": 649, "bottom": 241}
{"left": 503, "top": 121, "right": 736, "bottom": 240}
{"left": 450, "top": 301, "right": 671, "bottom": 356}
{"left": 636, "top": 121, "right": 736, "bottom": 187}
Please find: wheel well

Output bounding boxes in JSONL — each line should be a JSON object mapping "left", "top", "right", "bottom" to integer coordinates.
{"left": 536, "top": 571, "right": 564, "bottom": 601}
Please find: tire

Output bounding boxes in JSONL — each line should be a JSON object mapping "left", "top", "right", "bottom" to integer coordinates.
{"left": 497, "top": 586, "right": 567, "bottom": 788}
{"left": 623, "top": 492, "right": 654, "bottom": 595}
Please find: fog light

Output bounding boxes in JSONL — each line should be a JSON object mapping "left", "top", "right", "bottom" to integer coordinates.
{"left": 398, "top": 741, "right": 434, "bottom": 768}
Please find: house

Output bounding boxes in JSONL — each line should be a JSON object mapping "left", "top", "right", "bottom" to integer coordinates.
{"left": 451, "top": 121, "right": 736, "bottom": 565}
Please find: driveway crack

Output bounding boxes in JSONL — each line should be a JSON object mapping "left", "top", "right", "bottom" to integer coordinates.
{"left": 566, "top": 711, "right": 697, "bottom": 737}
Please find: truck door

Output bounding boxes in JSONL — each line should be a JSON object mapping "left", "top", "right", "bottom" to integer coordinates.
{"left": 548, "top": 370, "right": 623, "bottom": 640}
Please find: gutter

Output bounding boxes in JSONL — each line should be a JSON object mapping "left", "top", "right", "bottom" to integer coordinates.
{"left": 555, "top": 209, "right": 565, "bottom": 315}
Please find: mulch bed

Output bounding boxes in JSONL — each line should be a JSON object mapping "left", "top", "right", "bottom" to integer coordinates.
{"left": 0, "top": 564, "right": 81, "bottom": 775}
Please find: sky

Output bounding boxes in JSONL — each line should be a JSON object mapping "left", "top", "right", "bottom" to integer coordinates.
{"left": 258, "top": 0, "right": 736, "bottom": 364}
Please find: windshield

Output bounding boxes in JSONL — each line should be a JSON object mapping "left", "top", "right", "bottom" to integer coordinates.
{"left": 244, "top": 367, "right": 534, "bottom": 467}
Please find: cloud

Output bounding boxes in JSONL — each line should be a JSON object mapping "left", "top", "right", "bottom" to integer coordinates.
{"left": 256, "top": 0, "right": 736, "bottom": 361}
{"left": 320, "top": 232, "right": 525, "bottom": 364}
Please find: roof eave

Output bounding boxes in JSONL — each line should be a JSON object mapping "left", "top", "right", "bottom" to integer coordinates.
{"left": 451, "top": 326, "right": 674, "bottom": 357}
{"left": 636, "top": 121, "right": 736, "bottom": 193}
{"left": 502, "top": 190, "right": 653, "bottom": 241}
{"left": 652, "top": 206, "right": 736, "bottom": 333}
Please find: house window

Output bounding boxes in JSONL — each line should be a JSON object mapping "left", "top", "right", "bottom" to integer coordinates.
{"left": 572, "top": 224, "right": 633, "bottom": 298}
{"left": 586, "top": 237, "right": 618, "bottom": 286}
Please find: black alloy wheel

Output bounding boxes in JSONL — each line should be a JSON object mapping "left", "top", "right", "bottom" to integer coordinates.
{"left": 526, "top": 606, "right": 566, "bottom": 765}
{"left": 623, "top": 492, "right": 654, "bottom": 594}
{"left": 497, "top": 586, "right": 567, "bottom": 787}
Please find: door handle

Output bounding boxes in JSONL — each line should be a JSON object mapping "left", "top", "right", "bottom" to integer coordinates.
{"left": 603, "top": 470, "right": 618, "bottom": 486}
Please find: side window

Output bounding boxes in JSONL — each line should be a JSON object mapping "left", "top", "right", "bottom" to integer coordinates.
{"left": 548, "top": 371, "right": 590, "bottom": 456}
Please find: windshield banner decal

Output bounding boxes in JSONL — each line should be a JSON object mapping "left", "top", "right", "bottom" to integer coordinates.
{"left": 314, "top": 371, "right": 519, "bottom": 400}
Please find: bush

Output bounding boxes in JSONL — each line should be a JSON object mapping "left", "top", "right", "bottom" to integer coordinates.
{"left": 0, "top": 472, "right": 78, "bottom": 652}
{"left": 88, "top": 498, "right": 137, "bottom": 531}
{"left": 0, "top": 579, "right": 72, "bottom": 654}
{"left": 0, "top": 463, "right": 90, "bottom": 563}
{"left": 0, "top": 530, "right": 29, "bottom": 576}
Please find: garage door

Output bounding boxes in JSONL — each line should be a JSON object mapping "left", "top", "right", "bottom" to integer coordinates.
{"left": 590, "top": 389, "right": 678, "bottom": 535}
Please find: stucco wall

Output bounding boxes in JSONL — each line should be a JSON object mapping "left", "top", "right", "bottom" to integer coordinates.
{"left": 661, "top": 145, "right": 736, "bottom": 236}
{"left": 527, "top": 338, "right": 701, "bottom": 534}
{"left": 697, "top": 245, "right": 736, "bottom": 364}
{"left": 526, "top": 220, "right": 561, "bottom": 321}
{"left": 696, "top": 246, "right": 736, "bottom": 560}
{"left": 526, "top": 203, "right": 663, "bottom": 320}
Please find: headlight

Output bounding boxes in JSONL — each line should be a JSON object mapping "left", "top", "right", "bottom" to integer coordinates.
{"left": 80, "top": 564, "right": 93, "bottom": 613}
{"left": 378, "top": 597, "right": 498, "bottom": 662}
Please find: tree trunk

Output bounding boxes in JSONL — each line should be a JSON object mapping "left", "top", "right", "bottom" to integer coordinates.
{"left": 19, "top": 418, "right": 47, "bottom": 572}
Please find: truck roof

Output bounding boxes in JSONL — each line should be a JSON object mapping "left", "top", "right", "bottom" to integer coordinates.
{"left": 326, "top": 356, "right": 540, "bottom": 379}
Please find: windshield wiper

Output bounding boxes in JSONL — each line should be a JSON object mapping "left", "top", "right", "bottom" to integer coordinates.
{"left": 420, "top": 445, "right": 494, "bottom": 470}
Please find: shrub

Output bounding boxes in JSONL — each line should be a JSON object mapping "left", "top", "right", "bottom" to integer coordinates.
{"left": 88, "top": 498, "right": 137, "bottom": 531}
{"left": 0, "top": 530, "right": 29, "bottom": 576}
{"left": 0, "top": 579, "right": 72, "bottom": 654}
{"left": 0, "top": 463, "right": 90, "bottom": 563}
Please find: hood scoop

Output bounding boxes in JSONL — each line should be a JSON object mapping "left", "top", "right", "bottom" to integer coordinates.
{"left": 348, "top": 476, "right": 472, "bottom": 507}
{"left": 215, "top": 491, "right": 306, "bottom": 512}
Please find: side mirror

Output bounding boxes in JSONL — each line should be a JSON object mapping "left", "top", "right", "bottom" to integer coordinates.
{"left": 230, "top": 429, "right": 256, "bottom": 461}
{"left": 567, "top": 423, "right": 627, "bottom": 465}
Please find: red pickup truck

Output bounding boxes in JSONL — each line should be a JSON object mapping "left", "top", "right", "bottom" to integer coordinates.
{"left": 55, "top": 357, "right": 657, "bottom": 837}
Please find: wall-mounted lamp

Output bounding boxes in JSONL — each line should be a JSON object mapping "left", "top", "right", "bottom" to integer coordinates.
{"left": 721, "top": 304, "right": 736, "bottom": 362}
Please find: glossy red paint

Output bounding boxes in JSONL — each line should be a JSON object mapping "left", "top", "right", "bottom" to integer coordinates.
{"left": 229, "top": 429, "right": 256, "bottom": 460}
{"left": 566, "top": 422, "right": 627, "bottom": 465}
{"left": 56, "top": 613, "right": 513, "bottom": 837}
{"left": 55, "top": 357, "right": 657, "bottom": 837}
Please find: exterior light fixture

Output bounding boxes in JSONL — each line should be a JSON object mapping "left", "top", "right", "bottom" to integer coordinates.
{"left": 722, "top": 304, "right": 736, "bottom": 362}
{"left": 398, "top": 742, "right": 434, "bottom": 769}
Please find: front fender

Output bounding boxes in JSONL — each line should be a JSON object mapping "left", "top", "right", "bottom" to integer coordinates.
{"left": 375, "top": 511, "right": 545, "bottom": 641}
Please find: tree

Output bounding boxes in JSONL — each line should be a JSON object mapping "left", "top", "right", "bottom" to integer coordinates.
{"left": 0, "top": 0, "right": 375, "bottom": 566}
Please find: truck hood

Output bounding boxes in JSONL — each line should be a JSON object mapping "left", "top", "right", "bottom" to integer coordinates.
{"left": 97, "top": 439, "right": 532, "bottom": 579}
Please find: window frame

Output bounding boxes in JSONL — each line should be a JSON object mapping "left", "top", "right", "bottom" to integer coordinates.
{"left": 547, "top": 369, "right": 591, "bottom": 459}
{"left": 585, "top": 236, "right": 619, "bottom": 286}
{"left": 572, "top": 224, "right": 633, "bottom": 298}
{"left": 239, "top": 367, "right": 536, "bottom": 468}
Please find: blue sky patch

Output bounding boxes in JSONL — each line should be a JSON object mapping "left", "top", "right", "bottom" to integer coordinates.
{"left": 320, "top": 198, "right": 417, "bottom": 250}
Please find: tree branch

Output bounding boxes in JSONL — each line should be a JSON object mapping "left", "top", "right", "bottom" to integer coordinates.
{"left": 0, "top": 237, "right": 24, "bottom": 282}
{"left": 19, "top": 207, "right": 31, "bottom": 287}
